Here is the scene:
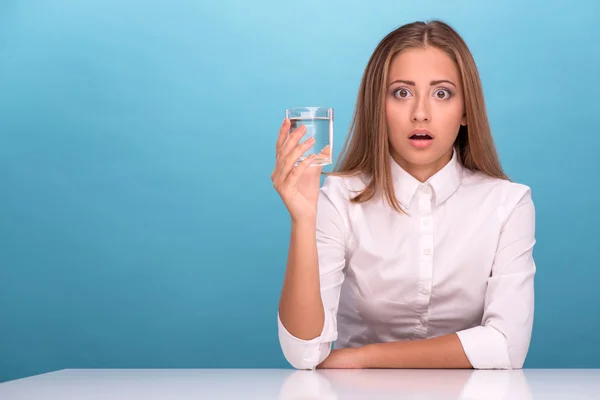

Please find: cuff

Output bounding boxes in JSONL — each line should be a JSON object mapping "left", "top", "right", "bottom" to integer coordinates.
{"left": 456, "top": 326, "right": 512, "bottom": 369}
{"left": 277, "top": 312, "right": 337, "bottom": 370}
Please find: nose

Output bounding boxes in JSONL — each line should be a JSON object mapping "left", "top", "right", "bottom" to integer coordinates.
{"left": 411, "top": 96, "right": 430, "bottom": 122}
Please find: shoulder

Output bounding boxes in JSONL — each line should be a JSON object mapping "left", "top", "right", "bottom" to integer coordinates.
{"left": 315, "top": 173, "right": 370, "bottom": 238}
{"left": 320, "top": 172, "right": 370, "bottom": 202}
{"left": 461, "top": 169, "right": 535, "bottom": 224}
{"left": 462, "top": 169, "right": 532, "bottom": 201}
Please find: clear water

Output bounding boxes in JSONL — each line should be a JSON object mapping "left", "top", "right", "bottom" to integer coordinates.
{"left": 289, "top": 116, "right": 332, "bottom": 166}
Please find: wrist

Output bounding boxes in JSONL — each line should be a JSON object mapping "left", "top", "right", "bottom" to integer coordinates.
{"left": 291, "top": 215, "right": 317, "bottom": 227}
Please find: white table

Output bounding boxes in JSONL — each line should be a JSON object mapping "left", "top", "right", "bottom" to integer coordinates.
{"left": 0, "top": 368, "right": 598, "bottom": 399}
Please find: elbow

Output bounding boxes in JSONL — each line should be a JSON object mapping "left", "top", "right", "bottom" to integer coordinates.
{"left": 282, "top": 351, "right": 312, "bottom": 370}
{"left": 285, "top": 355, "right": 319, "bottom": 370}
{"left": 491, "top": 328, "right": 531, "bottom": 370}
{"left": 277, "top": 311, "right": 336, "bottom": 370}
{"left": 277, "top": 316, "right": 332, "bottom": 370}
{"left": 280, "top": 341, "right": 332, "bottom": 370}
{"left": 503, "top": 324, "right": 533, "bottom": 370}
{"left": 506, "top": 342, "right": 530, "bottom": 370}
{"left": 458, "top": 325, "right": 530, "bottom": 370}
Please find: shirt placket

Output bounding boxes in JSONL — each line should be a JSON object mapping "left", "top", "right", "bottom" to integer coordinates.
{"left": 414, "top": 184, "right": 434, "bottom": 338}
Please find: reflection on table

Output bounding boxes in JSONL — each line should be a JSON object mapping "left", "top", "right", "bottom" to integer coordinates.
{"left": 0, "top": 368, "right": 598, "bottom": 399}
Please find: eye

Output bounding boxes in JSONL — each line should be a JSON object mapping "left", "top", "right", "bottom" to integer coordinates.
{"left": 393, "top": 88, "right": 412, "bottom": 99}
{"left": 434, "top": 88, "right": 452, "bottom": 99}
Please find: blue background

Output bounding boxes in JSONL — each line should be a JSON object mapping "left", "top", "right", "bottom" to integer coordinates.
{"left": 0, "top": 0, "right": 598, "bottom": 382}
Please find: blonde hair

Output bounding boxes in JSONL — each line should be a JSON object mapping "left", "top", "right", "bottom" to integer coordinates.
{"left": 328, "top": 20, "right": 508, "bottom": 213}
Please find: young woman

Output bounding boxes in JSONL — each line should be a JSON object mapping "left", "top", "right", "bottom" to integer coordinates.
{"left": 271, "top": 20, "right": 536, "bottom": 370}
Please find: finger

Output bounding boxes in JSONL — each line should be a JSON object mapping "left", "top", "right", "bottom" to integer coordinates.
{"left": 273, "top": 137, "right": 315, "bottom": 189}
{"left": 277, "top": 124, "right": 307, "bottom": 161}
{"left": 286, "top": 153, "right": 316, "bottom": 186}
{"left": 276, "top": 118, "right": 290, "bottom": 153}
{"left": 277, "top": 137, "right": 315, "bottom": 184}
{"left": 273, "top": 118, "right": 293, "bottom": 181}
{"left": 271, "top": 161, "right": 283, "bottom": 182}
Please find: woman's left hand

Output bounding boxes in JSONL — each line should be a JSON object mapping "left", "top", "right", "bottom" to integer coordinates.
{"left": 316, "top": 347, "right": 367, "bottom": 369}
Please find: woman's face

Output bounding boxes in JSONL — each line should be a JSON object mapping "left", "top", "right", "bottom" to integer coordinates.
{"left": 385, "top": 46, "right": 466, "bottom": 179}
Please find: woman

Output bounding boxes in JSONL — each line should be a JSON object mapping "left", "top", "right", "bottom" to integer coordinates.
{"left": 271, "top": 20, "right": 536, "bottom": 370}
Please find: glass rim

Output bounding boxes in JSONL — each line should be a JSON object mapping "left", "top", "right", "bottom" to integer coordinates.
{"left": 285, "top": 106, "right": 332, "bottom": 111}
{"left": 285, "top": 106, "right": 334, "bottom": 119}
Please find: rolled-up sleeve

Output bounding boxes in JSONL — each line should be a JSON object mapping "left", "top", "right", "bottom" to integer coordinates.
{"left": 277, "top": 177, "right": 348, "bottom": 370}
{"left": 456, "top": 186, "right": 536, "bottom": 369}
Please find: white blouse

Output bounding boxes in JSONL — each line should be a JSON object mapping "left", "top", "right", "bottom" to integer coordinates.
{"left": 277, "top": 149, "right": 536, "bottom": 370}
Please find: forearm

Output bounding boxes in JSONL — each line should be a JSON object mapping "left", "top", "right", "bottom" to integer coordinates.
{"left": 278, "top": 218, "right": 324, "bottom": 340}
{"left": 363, "top": 333, "right": 473, "bottom": 369}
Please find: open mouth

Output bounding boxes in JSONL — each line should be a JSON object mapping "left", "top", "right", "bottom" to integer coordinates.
{"left": 409, "top": 133, "right": 433, "bottom": 140}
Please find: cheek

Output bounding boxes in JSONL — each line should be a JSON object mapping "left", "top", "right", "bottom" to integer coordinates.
{"left": 386, "top": 106, "right": 409, "bottom": 148}
{"left": 385, "top": 100, "right": 409, "bottom": 128}
{"left": 434, "top": 102, "right": 464, "bottom": 132}
{"left": 450, "top": 96, "right": 465, "bottom": 121}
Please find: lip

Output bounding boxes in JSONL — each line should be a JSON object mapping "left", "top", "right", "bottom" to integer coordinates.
{"left": 408, "top": 129, "right": 434, "bottom": 149}
{"left": 409, "top": 129, "right": 434, "bottom": 138}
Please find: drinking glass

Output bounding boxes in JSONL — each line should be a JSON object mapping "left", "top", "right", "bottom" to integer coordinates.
{"left": 285, "top": 107, "right": 333, "bottom": 166}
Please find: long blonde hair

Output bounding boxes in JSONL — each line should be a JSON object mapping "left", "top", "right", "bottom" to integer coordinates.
{"left": 329, "top": 20, "right": 508, "bottom": 213}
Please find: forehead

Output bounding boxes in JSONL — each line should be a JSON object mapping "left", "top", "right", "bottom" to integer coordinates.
{"left": 388, "top": 46, "right": 459, "bottom": 83}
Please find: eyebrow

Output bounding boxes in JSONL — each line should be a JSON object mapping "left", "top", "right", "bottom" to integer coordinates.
{"left": 389, "top": 79, "right": 457, "bottom": 88}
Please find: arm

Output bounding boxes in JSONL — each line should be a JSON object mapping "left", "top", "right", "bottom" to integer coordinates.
{"left": 278, "top": 177, "right": 348, "bottom": 369}
{"left": 278, "top": 217, "right": 324, "bottom": 341}
{"left": 455, "top": 186, "right": 536, "bottom": 369}
{"left": 362, "top": 333, "right": 472, "bottom": 368}
{"left": 336, "top": 186, "right": 536, "bottom": 370}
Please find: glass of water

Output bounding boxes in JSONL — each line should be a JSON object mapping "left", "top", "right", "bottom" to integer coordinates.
{"left": 285, "top": 107, "right": 333, "bottom": 166}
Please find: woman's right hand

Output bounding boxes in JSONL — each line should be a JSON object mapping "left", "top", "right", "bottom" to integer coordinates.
{"left": 271, "top": 118, "right": 323, "bottom": 222}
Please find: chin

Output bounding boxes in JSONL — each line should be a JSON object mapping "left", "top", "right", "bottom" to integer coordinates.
{"left": 396, "top": 147, "right": 444, "bottom": 166}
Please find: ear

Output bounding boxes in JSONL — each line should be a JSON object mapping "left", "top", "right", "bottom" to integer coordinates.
{"left": 461, "top": 113, "right": 467, "bottom": 126}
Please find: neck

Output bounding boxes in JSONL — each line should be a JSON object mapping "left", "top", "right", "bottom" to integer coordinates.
{"left": 392, "top": 148, "right": 453, "bottom": 183}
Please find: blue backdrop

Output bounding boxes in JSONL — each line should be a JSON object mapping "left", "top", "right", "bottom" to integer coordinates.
{"left": 0, "top": 0, "right": 598, "bottom": 382}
